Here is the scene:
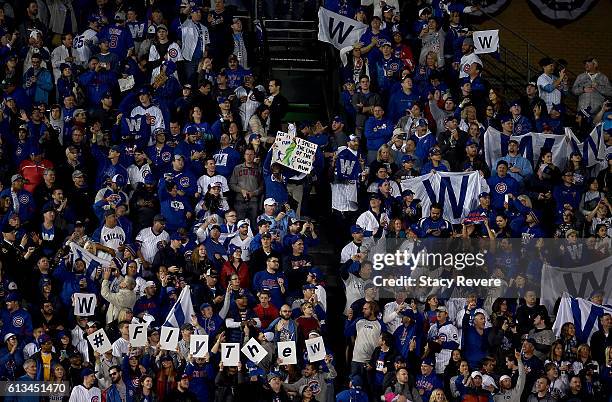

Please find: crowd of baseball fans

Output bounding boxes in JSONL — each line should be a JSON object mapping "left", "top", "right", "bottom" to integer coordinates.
{"left": 0, "top": 0, "right": 610, "bottom": 401}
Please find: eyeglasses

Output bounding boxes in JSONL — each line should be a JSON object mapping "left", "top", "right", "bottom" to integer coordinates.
{"left": 110, "top": 372, "right": 118, "bottom": 376}
{"left": 281, "top": 310, "right": 291, "bottom": 313}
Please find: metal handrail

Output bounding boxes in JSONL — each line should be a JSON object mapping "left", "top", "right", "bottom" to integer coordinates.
{"left": 475, "top": 8, "right": 580, "bottom": 82}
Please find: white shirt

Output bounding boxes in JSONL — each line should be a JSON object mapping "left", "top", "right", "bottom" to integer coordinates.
{"left": 537, "top": 73, "right": 562, "bottom": 112}
{"left": 131, "top": 103, "right": 164, "bottom": 132}
{"left": 50, "top": 44, "right": 72, "bottom": 82}
{"left": 73, "top": 29, "right": 98, "bottom": 66}
{"left": 149, "top": 41, "right": 183, "bottom": 63}
{"left": 136, "top": 227, "right": 170, "bottom": 263}
{"left": 459, "top": 53, "right": 482, "bottom": 79}
{"left": 383, "top": 301, "right": 404, "bottom": 334}
{"left": 197, "top": 173, "right": 229, "bottom": 195}
{"left": 127, "top": 163, "right": 152, "bottom": 191}
{"left": 180, "top": 18, "right": 210, "bottom": 61}
{"left": 69, "top": 385, "right": 102, "bottom": 402}
{"left": 228, "top": 234, "right": 253, "bottom": 261}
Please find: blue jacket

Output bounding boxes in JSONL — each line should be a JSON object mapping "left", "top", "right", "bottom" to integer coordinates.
{"left": 387, "top": 90, "right": 420, "bottom": 123}
{"left": 393, "top": 314, "right": 424, "bottom": 359}
{"left": 364, "top": 116, "right": 393, "bottom": 151}
{"left": 78, "top": 69, "right": 117, "bottom": 108}
{"left": 0, "top": 189, "right": 36, "bottom": 224}
{"left": 23, "top": 67, "right": 53, "bottom": 104}
{"left": 213, "top": 146, "right": 241, "bottom": 178}
{"left": 413, "top": 132, "right": 437, "bottom": 162}
{"left": 487, "top": 174, "right": 519, "bottom": 211}
{"left": 0, "top": 344, "right": 24, "bottom": 380}
{"left": 184, "top": 361, "right": 214, "bottom": 402}
{"left": 0, "top": 308, "right": 33, "bottom": 343}
{"left": 104, "top": 381, "right": 136, "bottom": 402}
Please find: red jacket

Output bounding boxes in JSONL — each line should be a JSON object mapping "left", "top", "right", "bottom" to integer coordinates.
{"left": 253, "top": 303, "right": 279, "bottom": 329}
{"left": 19, "top": 158, "right": 54, "bottom": 193}
{"left": 219, "top": 260, "right": 250, "bottom": 289}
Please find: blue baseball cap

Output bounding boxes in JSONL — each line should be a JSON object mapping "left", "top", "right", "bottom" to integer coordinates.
{"left": 170, "top": 232, "right": 182, "bottom": 241}
{"left": 478, "top": 192, "right": 490, "bottom": 198}
{"left": 332, "top": 115, "right": 344, "bottom": 124}
{"left": 552, "top": 103, "right": 566, "bottom": 114}
{"left": 350, "top": 375, "right": 363, "bottom": 388}
{"left": 499, "top": 115, "right": 512, "bottom": 123}
{"left": 184, "top": 124, "right": 199, "bottom": 135}
{"left": 401, "top": 154, "right": 415, "bottom": 163}
{"left": 137, "top": 86, "right": 151, "bottom": 95}
{"left": 111, "top": 174, "right": 126, "bottom": 187}
{"left": 302, "top": 283, "right": 317, "bottom": 290}
{"left": 510, "top": 99, "right": 521, "bottom": 107}
{"left": 308, "top": 267, "right": 324, "bottom": 279}
{"left": 81, "top": 368, "right": 95, "bottom": 377}
{"left": 422, "top": 358, "right": 435, "bottom": 366}
{"left": 416, "top": 118, "right": 428, "bottom": 127}
{"left": 465, "top": 138, "right": 479, "bottom": 148}
{"left": 401, "top": 189, "right": 414, "bottom": 197}
{"left": 350, "top": 225, "right": 364, "bottom": 234}
{"left": 5, "top": 292, "right": 20, "bottom": 302}
{"left": 144, "top": 175, "right": 156, "bottom": 185}
{"left": 38, "top": 333, "right": 52, "bottom": 345}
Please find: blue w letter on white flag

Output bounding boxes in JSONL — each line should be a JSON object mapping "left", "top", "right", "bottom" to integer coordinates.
{"left": 164, "top": 285, "right": 195, "bottom": 327}
{"left": 553, "top": 293, "right": 612, "bottom": 343}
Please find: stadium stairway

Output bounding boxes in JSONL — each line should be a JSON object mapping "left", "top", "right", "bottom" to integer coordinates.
{"left": 261, "top": 19, "right": 338, "bottom": 121}
{"left": 473, "top": 15, "right": 579, "bottom": 113}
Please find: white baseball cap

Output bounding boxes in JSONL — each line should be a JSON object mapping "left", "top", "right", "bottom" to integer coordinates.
{"left": 263, "top": 198, "right": 277, "bottom": 206}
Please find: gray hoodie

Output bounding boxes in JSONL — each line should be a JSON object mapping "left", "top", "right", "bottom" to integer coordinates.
{"left": 494, "top": 359, "right": 525, "bottom": 402}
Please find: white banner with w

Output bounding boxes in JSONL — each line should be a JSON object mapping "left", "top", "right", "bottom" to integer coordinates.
{"left": 318, "top": 8, "right": 367, "bottom": 50}
{"left": 400, "top": 171, "right": 486, "bottom": 224}
{"left": 473, "top": 30, "right": 499, "bottom": 54}
{"left": 553, "top": 293, "right": 612, "bottom": 343}
{"left": 541, "top": 255, "right": 612, "bottom": 313}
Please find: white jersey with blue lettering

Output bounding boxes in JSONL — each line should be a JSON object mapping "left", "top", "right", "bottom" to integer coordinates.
{"left": 73, "top": 28, "right": 98, "bottom": 66}
{"left": 69, "top": 385, "right": 102, "bottom": 402}
{"left": 131, "top": 103, "right": 164, "bottom": 133}
{"left": 100, "top": 225, "right": 126, "bottom": 252}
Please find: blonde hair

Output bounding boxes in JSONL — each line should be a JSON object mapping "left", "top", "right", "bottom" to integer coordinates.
{"left": 429, "top": 389, "right": 448, "bottom": 402}
{"left": 377, "top": 144, "right": 393, "bottom": 162}
{"left": 461, "top": 105, "right": 477, "bottom": 121}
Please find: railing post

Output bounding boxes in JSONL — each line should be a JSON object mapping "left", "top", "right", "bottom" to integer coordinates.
{"left": 526, "top": 43, "right": 531, "bottom": 82}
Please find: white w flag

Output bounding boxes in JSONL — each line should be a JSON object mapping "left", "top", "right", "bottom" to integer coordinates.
{"left": 400, "top": 171, "right": 486, "bottom": 224}
{"left": 318, "top": 8, "right": 367, "bottom": 50}
{"left": 473, "top": 30, "right": 499, "bottom": 54}
{"left": 484, "top": 125, "right": 606, "bottom": 169}
{"left": 163, "top": 285, "right": 195, "bottom": 327}
{"left": 541, "top": 255, "right": 612, "bottom": 313}
{"left": 553, "top": 293, "right": 612, "bottom": 343}
{"left": 69, "top": 241, "right": 111, "bottom": 273}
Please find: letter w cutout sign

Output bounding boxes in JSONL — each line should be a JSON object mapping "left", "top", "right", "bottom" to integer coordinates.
{"left": 473, "top": 30, "right": 499, "bottom": 54}
{"left": 318, "top": 8, "right": 367, "bottom": 50}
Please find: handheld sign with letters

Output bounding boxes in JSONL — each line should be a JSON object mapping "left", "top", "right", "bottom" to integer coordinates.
{"left": 74, "top": 293, "right": 96, "bottom": 316}
{"left": 190, "top": 335, "right": 209, "bottom": 358}
{"left": 129, "top": 323, "right": 148, "bottom": 347}
{"left": 473, "top": 30, "right": 499, "bottom": 54}
{"left": 160, "top": 326, "right": 180, "bottom": 351}
{"left": 241, "top": 337, "right": 268, "bottom": 364}
{"left": 87, "top": 328, "right": 112, "bottom": 354}
{"left": 305, "top": 337, "right": 326, "bottom": 362}
{"left": 277, "top": 341, "right": 297, "bottom": 365}
{"left": 221, "top": 343, "right": 240, "bottom": 367}
{"left": 318, "top": 8, "right": 368, "bottom": 50}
